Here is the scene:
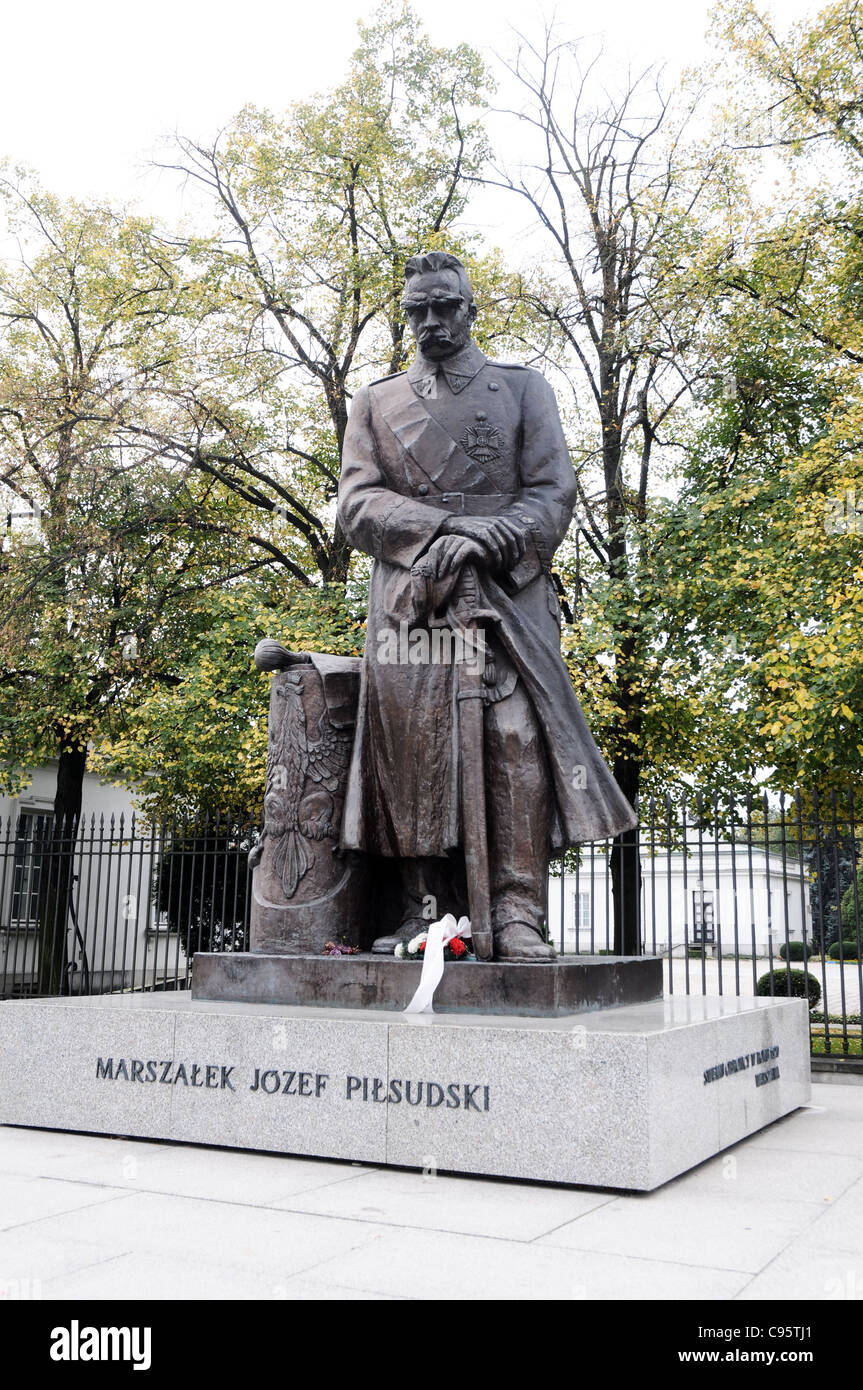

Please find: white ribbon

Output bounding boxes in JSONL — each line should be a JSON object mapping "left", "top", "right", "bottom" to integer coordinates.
{"left": 402, "top": 914, "right": 472, "bottom": 1015}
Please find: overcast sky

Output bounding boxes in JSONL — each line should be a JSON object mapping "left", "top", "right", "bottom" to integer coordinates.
{"left": 1, "top": 0, "right": 822, "bottom": 216}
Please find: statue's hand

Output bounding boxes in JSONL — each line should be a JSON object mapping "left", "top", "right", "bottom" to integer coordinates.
{"left": 423, "top": 534, "right": 486, "bottom": 579}
{"left": 441, "top": 515, "right": 526, "bottom": 570}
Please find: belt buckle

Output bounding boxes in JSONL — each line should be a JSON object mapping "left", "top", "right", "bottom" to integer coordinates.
{"left": 441, "top": 492, "right": 464, "bottom": 513}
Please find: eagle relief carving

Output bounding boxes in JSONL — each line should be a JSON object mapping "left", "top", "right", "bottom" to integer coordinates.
{"left": 249, "top": 669, "right": 353, "bottom": 899}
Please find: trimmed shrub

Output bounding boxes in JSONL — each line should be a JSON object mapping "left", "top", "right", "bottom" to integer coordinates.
{"left": 779, "top": 940, "right": 808, "bottom": 962}
{"left": 828, "top": 940, "right": 860, "bottom": 961}
{"left": 756, "top": 968, "right": 821, "bottom": 1010}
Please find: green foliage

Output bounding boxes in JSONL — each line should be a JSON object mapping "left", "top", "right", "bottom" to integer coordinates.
{"left": 840, "top": 861, "right": 863, "bottom": 935}
{"left": 0, "top": 178, "right": 216, "bottom": 810}
{"left": 714, "top": 0, "right": 863, "bottom": 170}
{"left": 94, "top": 580, "right": 365, "bottom": 817}
{"left": 165, "top": 1, "right": 497, "bottom": 590}
{"left": 756, "top": 967, "right": 822, "bottom": 1009}
{"left": 828, "top": 940, "right": 860, "bottom": 960}
{"left": 779, "top": 940, "right": 810, "bottom": 961}
{"left": 809, "top": 1033, "right": 863, "bottom": 1057}
{"left": 647, "top": 0, "right": 863, "bottom": 795}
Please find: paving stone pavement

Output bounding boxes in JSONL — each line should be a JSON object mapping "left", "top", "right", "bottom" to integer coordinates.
{"left": 662, "top": 955, "right": 863, "bottom": 1016}
{"left": 0, "top": 1080, "right": 860, "bottom": 1301}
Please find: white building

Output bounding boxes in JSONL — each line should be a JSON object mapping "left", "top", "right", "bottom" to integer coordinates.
{"left": 548, "top": 846, "right": 812, "bottom": 956}
{"left": 0, "top": 765, "right": 186, "bottom": 996}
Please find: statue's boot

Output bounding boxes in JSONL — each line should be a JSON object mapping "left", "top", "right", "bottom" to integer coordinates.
{"left": 372, "top": 855, "right": 466, "bottom": 954}
{"left": 494, "top": 921, "right": 556, "bottom": 962}
{"left": 371, "top": 917, "right": 429, "bottom": 956}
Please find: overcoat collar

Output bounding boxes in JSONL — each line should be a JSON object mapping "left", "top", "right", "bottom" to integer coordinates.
{"left": 407, "top": 341, "right": 487, "bottom": 396}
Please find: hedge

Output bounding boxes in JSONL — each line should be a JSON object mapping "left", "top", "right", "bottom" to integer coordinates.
{"left": 828, "top": 940, "right": 861, "bottom": 961}
{"left": 756, "top": 968, "right": 822, "bottom": 1010}
{"left": 779, "top": 940, "right": 809, "bottom": 961}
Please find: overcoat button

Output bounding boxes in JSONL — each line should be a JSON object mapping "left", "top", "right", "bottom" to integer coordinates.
{"left": 417, "top": 484, "right": 429, "bottom": 496}
{"left": 488, "top": 382, "right": 499, "bottom": 391}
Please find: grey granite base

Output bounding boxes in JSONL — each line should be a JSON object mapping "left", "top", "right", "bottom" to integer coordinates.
{"left": 0, "top": 993, "right": 811, "bottom": 1190}
{"left": 191, "top": 951, "right": 663, "bottom": 1016}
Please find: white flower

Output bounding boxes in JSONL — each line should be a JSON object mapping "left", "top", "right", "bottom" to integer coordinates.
{"left": 407, "top": 931, "right": 428, "bottom": 954}
{"left": 394, "top": 943, "right": 406, "bottom": 959}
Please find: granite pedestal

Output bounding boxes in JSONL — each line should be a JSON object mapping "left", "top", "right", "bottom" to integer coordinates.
{"left": 0, "top": 992, "right": 811, "bottom": 1191}
{"left": 190, "top": 951, "right": 663, "bottom": 1016}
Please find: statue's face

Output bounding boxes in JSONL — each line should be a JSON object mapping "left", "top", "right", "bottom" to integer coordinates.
{"left": 403, "top": 268, "right": 476, "bottom": 360}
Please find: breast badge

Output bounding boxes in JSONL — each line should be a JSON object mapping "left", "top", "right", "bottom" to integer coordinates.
{"left": 461, "top": 413, "right": 503, "bottom": 464}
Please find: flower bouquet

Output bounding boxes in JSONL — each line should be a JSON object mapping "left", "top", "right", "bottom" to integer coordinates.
{"left": 394, "top": 928, "right": 474, "bottom": 961}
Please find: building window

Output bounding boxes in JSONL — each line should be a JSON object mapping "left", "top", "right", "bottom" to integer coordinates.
{"left": 693, "top": 888, "right": 715, "bottom": 944}
{"left": 9, "top": 812, "right": 50, "bottom": 926}
{"left": 573, "top": 892, "right": 591, "bottom": 931}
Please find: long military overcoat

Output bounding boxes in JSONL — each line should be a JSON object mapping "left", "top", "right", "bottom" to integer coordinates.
{"left": 336, "top": 342, "right": 637, "bottom": 858}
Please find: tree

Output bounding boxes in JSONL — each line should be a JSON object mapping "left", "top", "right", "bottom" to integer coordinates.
{"left": 0, "top": 175, "right": 259, "bottom": 989}
{"left": 0, "top": 175, "right": 195, "bottom": 811}
{"left": 486, "top": 29, "right": 739, "bottom": 950}
{"left": 94, "top": 579, "right": 366, "bottom": 818}
{"left": 152, "top": 1, "right": 492, "bottom": 594}
{"left": 663, "top": 0, "right": 863, "bottom": 798}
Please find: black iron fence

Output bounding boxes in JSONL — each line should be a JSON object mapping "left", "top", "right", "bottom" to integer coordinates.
{"left": 0, "top": 812, "right": 254, "bottom": 999}
{"left": 548, "top": 791, "right": 862, "bottom": 1061}
{"left": 1, "top": 793, "right": 861, "bottom": 1058}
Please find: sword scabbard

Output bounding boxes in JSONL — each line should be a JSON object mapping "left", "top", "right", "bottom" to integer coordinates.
{"left": 457, "top": 627, "right": 493, "bottom": 961}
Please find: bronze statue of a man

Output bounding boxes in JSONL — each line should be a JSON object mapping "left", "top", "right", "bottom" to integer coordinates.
{"left": 337, "top": 251, "right": 636, "bottom": 961}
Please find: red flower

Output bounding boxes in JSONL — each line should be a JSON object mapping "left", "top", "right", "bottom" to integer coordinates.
{"left": 448, "top": 937, "right": 467, "bottom": 957}
{"left": 418, "top": 941, "right": 426, "bottom": 952}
